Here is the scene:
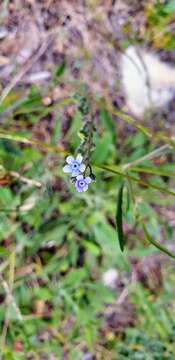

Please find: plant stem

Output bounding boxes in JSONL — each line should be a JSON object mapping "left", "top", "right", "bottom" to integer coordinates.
{"left": 123, "top": 144, "right": 171, "bottom": 170}
{"left": 143, "top": 223, "right": 175, "bottom": 261}
{"left": 95, "top": 164, "right": 175, "bottom": 196}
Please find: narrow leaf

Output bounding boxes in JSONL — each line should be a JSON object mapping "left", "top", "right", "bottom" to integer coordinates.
{"left": 55, "top": 60, "right": 66, "bottom": 78}
{"left": 116, "top": 182, "right": 125, "bottom": 252}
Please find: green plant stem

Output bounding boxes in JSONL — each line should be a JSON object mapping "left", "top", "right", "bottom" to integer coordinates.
{"left": 130, "top": 166, "right": 175, "bottom": 178}
{"left": 142, "top": 223, "right": 175, "bottom": 261}
{"left": 86, "top": 118, "right": 94, "bottom": 164}
{"left": 96, "top": 164, "right": 175, "bottom": 197}
{"left": 0, "top": 131, "right": 67, "bottom": 154}
{"left": 123, "top": 144, "right": 171, "bottom": 170}
{"left": 97, "top": 98, "right": 175, "bottom": 149}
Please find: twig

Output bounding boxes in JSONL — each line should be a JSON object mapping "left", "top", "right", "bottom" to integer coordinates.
{"left": 0, "top": 36, "right": 54, "bottom": 106}
{"left": 10, "top": 171, "right": 42, "bottom": 188}
{"left": 0, "top": 252, "right": 23, "bottom": 353}
{"left": 117, "top": 287, "right": 129, "bottom": 305}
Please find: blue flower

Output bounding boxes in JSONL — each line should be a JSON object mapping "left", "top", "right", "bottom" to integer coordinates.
{"left": 63, "top": 154, "right": 86, "bottom": 177}
{"left": 75, "top": 175, "right": 92, "bottom": 192}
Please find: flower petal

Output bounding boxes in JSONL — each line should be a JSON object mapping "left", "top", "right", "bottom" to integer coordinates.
{"left": 85, "top": 176, "right": 92, "bottom": 184}
{"left": 75, "top": 184, "right": 84, "bottom": 192}
{"left": 66, "top": 156, "right": 74, "bottom": 164}
{"left": 79, "top": 163, "right": 86, "bottom": 173}
{"left": 72, "top": 169, "right": 80, "bottom": 177}
{"left": 82, "top": 184, "right": 88, "bottom": 192}
{"left": 63, "top": 164, "right": 71, "bottom": 173}
{"left": 76, "top": 154, "right": 83, "bottom": 163}
{"left": 76, "top": 175, "right": 84, "bottom": 180}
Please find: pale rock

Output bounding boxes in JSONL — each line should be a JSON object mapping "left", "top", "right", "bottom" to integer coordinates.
{"left": 121, "top": 46, "right": 175, "bottom": 117}
{"left": 102, "top": 268, "right": 119, "bottom": 289}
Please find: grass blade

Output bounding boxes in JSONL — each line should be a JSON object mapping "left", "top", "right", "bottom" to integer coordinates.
{"left": 0, "top": 131, "right": 66, "bottom": 154}
{"left": 116, "top": 182, "right": 125, "bottom": 252}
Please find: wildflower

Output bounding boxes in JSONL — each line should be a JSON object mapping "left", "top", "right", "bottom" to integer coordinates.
{"left": 63, "top": 154, "right": 86, "bottom": 177}
{"left": 75, "top": 175, "right": 92, "bottom": 192}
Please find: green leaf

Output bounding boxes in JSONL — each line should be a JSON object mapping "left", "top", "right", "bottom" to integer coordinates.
{"left": 63, "top": 268, "right": 87, "bottom": 288}
{"left": 92, "top": 132, "right": 113, "bottom": 165}
{"left": 92, "top": 221, "right": 129, "bottom": 269}
{"left": 101, "top": 109, "right": 116, "bottom": 144}
{"left": 165, "top": 0, "right": 175, "bottom": 14}
{"left": 83, "top": 240, "right": 101, "bottom": 256}
{"left": 55, "top": 60, "right": 66, "bottom": 78}
{"left": 116, "top": 182, "right": 125, "bottom": 252}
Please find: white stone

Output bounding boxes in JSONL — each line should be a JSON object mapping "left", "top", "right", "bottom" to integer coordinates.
{"left": 102, "top": 268, "right": 119, "bottom": 289}
{"left": 120, "top": 46, "right": 175, "bottom": 117}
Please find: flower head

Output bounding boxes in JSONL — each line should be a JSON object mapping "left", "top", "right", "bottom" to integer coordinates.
{"left": 75, "top": 175, "right": 92, "bottom": 192}
{"left": 63, "top": 154, "right": 86, "bottom": 177}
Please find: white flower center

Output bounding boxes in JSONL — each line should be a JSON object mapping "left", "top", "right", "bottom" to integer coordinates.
{"left": 72, "top": 161, "right": 79, "bottom": 169}
{"left": 79, "top": 180, "right": 85, "bottom": 187}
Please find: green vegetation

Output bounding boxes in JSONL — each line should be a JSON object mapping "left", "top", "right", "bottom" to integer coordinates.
{"left": 0, "top": 85, "right": 174, "bottom": 359}
{"left": 0, "top": 1, "right": 175, "bottom": 359}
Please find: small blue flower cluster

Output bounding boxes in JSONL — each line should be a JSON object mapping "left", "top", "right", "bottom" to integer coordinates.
{"left": 63, "top": 154, "right": 94, "bottom": 192}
